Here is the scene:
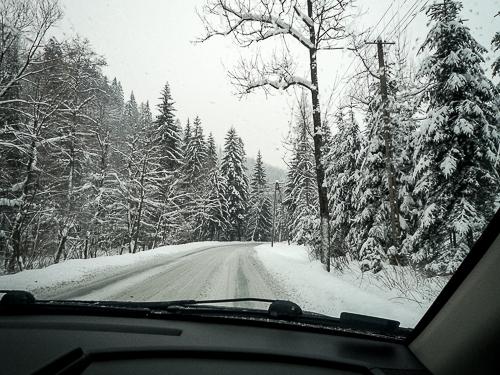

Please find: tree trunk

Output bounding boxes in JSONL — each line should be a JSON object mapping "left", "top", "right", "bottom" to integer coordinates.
{"left": 91, "top": 130, "right": 109, "bottom": 259}
{"left": 54, "top": 227, "right": 68, "bottom": 264}
{"left": 152, "top": 216, "right": 162, "bottom": 249}
{"left": 56, "top": 109, "right": 77, "bottom": 264}
{"left": 307, "top": 0, "right": 330, "bottom": 272}
{"left": 7, "top": 138, "right": 38, "bottom": 273}
{"left": 7, "top": 223, "right": 22, "bottom": 273}
{"left": 84, "top": 233, "right": 89, "bottom": 259}
{"left": 132, "top": 158, "right": 147, "bottom": 254}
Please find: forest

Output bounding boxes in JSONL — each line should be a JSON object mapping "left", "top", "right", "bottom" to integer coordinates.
{"left": 1, "top": 0, "right": 499, "bottom": 277}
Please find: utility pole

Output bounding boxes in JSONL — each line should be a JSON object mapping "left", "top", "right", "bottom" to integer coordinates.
{"left": 276, "top": 184, "right": 285, "bottom": 242}
{"left": 271, "top": 181, "right": 279, "bottom": 247}
{"left": 366, "top": 39, "right": 401, "bottom": 249}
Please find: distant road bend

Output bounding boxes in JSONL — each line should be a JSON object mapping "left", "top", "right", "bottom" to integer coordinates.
{"left": 51, "top": 243, "right": 288, "bottom": 307}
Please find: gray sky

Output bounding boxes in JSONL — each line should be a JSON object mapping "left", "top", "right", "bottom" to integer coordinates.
{"left": 52, "top": 0, "right": 499, "bottom": 168}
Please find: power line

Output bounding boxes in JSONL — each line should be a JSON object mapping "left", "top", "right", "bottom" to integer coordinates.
{"left": 333, "top": 0, "right": 429, "bottom": 107}
{"left": 328, "top": 0, "right": 429, "bottom": 111}
{"left": 368, "top": 0, "right": 399, "bottom": 41}
{"left": 373, "top": 0, "right": 411, "bottom": 40}
{"left": 330, "top": 0, "right": 404, "bottom": 107}
{"left": 385, "top": 0, "right": 426, "bottom": 40}
{"left": 388, "top": 0, "right": 430, "bottom": 39}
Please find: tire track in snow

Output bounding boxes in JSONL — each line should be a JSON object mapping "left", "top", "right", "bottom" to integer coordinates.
{"left": 60, "top": 243, "right": 289, "bottom": 305}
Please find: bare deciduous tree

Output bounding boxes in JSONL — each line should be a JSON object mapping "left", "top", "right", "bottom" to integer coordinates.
{"left": 0, "top": 0, "right": 62, "bottom": 102}
{"left": 199, "top": 0, "right": 355, "bottom": 270}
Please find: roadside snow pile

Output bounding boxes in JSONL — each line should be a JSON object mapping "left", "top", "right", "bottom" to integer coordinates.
{"left": 0, "top": 242, "right": 229, "bottom": 299}
{"left": 255, "top": 243, "right": 448, "bottom": 328}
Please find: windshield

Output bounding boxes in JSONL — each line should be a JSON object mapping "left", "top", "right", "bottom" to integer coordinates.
{"left": 0, "top": 0, "right": 499, "bottom": 333}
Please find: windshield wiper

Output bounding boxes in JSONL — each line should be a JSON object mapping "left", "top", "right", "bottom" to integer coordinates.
{"left": 131, "top": 297, "right": 303, "bottom": 318}
{"left": 96, "top": 298, "right": 406, "bottom": 337}
{"left": 0, "top": 290, "right": 406, "bottom": 338}
{"left": 0, "top": 291, "right": 303, "bottom": 319}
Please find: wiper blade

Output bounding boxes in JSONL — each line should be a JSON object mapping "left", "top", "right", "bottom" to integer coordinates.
{"left": 0, "top": 291, "right": 302, "bottom": 319}
{"left": 1, "top": 290, "right": 406, "bottom": 338}
{"left": 135, "top": 298, "right": 302, "bottom": 317}
{"left": 135, "top": 297, "right": 275, "bottom": 308}
{"left": 116, "top": 298, "right": 303, "bottom": 319}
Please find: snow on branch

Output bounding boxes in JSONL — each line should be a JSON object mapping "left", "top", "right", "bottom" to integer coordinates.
{"left": 293, "top": 5, "right": 314, "bottom": 28}
{"left": 198, "top": 0, "right": 314, "bottom": 50}
{"left": 229, "top": 53, "right": 316, "bottom": 96}
{"left": 199, "top": 0, "right": 355, "bottom": 52}
{"left": 246, "top": 75, "right": 316, "bottom": 92}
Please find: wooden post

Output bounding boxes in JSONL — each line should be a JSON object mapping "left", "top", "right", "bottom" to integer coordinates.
{"left": 271, "top": 181, "right": 279, "bottom": 247}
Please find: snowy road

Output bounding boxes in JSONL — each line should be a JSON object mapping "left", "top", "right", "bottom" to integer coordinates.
{"left": 1, "top": 241, "right": 436, "bottom": 327}
{"left": 52, "top": 243, "right": 289, "bottom": 307}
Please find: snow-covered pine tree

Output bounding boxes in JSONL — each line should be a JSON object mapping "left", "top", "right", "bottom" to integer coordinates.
{"left": 389, "top": 46, "right": 423, "bottom": 262}
{"left": 205, "top": 132, "right": 218, "bottom": 172}
{"left": 352, "top": 88, "right": 390, "bottom": 272}
{"left": 115, "top": 96, "right": 174, "bottom": 253}
{"left": 190, "top": 131, "right": 229, "bottom": 240}
{"left": 154, "top": 82, "right": 182, "bottom": 174}
{"left": 246, "top": 151, "right": 272, "bottom": 241}
{"left": 134, "top": 101, "right": 169, "bottom": 250}
{"left": 492, "top": 28, "right": 500, "bottom": 78}
{"left": 285, "top": 100, "right": 319, "bottom": 251}
{"left": 123, "top": 92, "right": 140, "bottom": 135}
{"left": 351, "top": 41, "right": 422, "bottom": 272}
{"left": 320, "top": 118, "right": 333, "bottom": 167}
{"left": 492, "top": 27, "right": 500, "bottom": 189}
{"left": 326, "top": 107, "right": 361, "bottom": 261}
{"left": 411, "top": 0, "right": 500, "bottom": 274}
{"left": 199, "top": 167, "right": 230, "bottom": 240}
{"left": 182, "top": 118, "right": 192, "bottom": 156}
{"left": 107, "top": 78, "right": 125, "bottom": 165}
{"left": 179, "top": 116, "right": 209, "bottom": 240}
{"left": 87, "top": 77, "right": 127, "bottom": 257}
{"left": 183, "top": 116, "right": 207, "bottom": 187}
{"left": 149, "top": 83, "right": 185, "bottom": 242}
{"left": 176, "top": 117, "right": 194, "bottom": 241}
{"left": 283, "top": 154, "right": 297, "bottom": 234}
{"left": 220, "top": 127, "right": 249, "bottom": 240}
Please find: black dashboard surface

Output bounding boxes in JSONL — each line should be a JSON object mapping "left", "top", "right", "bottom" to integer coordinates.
{"left": 0, "top": 314, "right": 429, "bottom": 374}
{"left": 83, "top": 358, "right": 357, "bottom": 375}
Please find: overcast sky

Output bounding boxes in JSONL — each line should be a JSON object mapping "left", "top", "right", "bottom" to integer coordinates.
{"left": 52, "top": 0, "right": 499, "bottom": 168}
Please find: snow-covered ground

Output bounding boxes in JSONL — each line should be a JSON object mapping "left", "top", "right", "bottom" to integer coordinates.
{"left": 255, "top": 243, "right": 448, "bottom": 328}
{"left": 0, "top": 242, "right": 235, "bottom": 299}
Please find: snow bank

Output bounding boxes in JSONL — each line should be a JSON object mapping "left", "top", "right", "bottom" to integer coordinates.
{"left": 0, "top": 242, "right": 231, "bottom": 299}
{"left": 255, "top": 243, "right": 447, "bottom": 328}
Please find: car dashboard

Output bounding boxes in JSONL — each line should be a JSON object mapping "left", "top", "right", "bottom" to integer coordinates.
{"left": 0, "top": 314, "right": 430, "bottom": 375}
